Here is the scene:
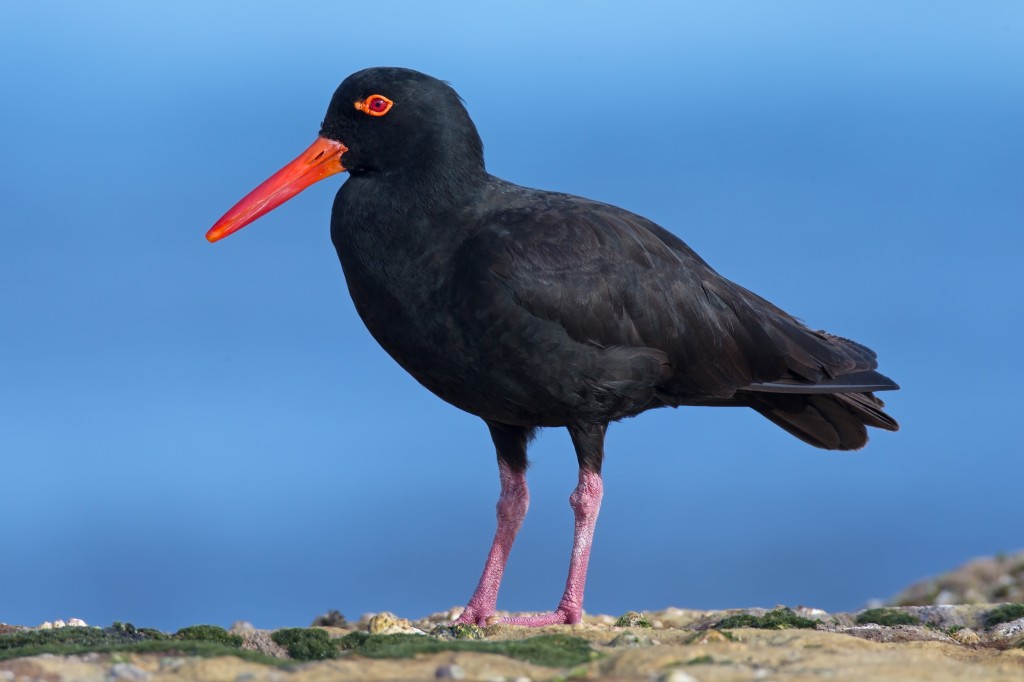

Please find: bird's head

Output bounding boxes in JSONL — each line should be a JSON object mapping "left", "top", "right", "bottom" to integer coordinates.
{"left": 206, "top": 67, "right": 484, "bottom": 243}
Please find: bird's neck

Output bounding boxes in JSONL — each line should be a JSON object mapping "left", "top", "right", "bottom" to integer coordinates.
{"left": 331, "top": 169, "right": 491, "bottom": 273}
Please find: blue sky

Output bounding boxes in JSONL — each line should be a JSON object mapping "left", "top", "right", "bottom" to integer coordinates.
{"left": 1, "top": 2, "right": 1022, "bottom": 630}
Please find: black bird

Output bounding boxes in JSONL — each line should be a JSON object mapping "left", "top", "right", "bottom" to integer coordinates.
{"left": 207, "top": 67, "right": 898, "bottom": 626}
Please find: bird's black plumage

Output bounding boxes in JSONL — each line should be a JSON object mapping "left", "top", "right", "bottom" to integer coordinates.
{"left": 324, "top": 68, "right": 897, "bottom": 453}
{"left": 209, "top": 66, "right": 898, "bottom": 624}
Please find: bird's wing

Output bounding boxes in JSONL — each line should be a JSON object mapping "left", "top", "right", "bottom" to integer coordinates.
{"left": 462, "top": 188, "right": 888, "bottom": 402}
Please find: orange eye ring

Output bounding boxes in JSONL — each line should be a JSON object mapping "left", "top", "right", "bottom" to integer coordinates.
{"left": 355, "top": 94, "right": 394, "bottom": 117}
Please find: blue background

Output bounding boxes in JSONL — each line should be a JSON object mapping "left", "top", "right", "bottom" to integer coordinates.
{"left": 2, "top": 2, "right": 1021, "bottom": 631}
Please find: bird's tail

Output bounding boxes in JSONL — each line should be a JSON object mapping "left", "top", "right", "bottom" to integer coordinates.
{"left": 741, "top": 389, "right": 898, "bottom": 451}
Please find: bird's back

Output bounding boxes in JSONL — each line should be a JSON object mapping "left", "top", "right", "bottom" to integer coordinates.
{"left": 448, "top": 179, "right": 898, "bottom": 447}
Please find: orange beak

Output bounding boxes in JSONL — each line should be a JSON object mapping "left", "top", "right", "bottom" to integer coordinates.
{"left": 206, "top": 137, "right": 347, "bottom": 243}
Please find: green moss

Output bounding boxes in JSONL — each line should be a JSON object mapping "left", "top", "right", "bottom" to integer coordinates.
{"left": 0, "top": 624, "right": 279, "bottom": 664}
{"left": 271, "top": 628, "right": 340, "bottom": 661}
{"left": 613, "top": 611, "right": 651, "bottom": 628}
{"left": 344, "top": 633, "right": 598, "bottom": 668}
{"left": 856, "top": 608, "right": 920, "bottom": 626}
{"left": 983, "top": 603, "right": 1024, "bottom": 628}
{"left": 716, "top": 608, "right": 818, "bottom": 630}
{"left": 337, "top": 631, "right": 370, "bottom": 650}
{"left": 685, "top": 654, "right": 714, "bottom": 665}
{"left": 175, "top": 625, "right": 242, "bottom": 647}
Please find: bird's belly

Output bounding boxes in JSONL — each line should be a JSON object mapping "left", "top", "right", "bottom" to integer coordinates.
{"left": 362, "top": 316, "right": 565, "bottom": 425}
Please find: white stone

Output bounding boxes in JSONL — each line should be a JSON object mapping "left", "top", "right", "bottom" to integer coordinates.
{"left": 662, "top": 670, "right": 700, "bottom": 682}
{"left": 38, "top": 621, "right": 53, "bottom": 629}
{"left": 53, "top": 619, "right": 66, "bottom": 628}
{"left": 68, "top": 617, "right": 88, "bottom": 627}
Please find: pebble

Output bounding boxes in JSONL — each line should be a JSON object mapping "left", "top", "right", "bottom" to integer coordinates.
{"left": 0, "top": 671, "right": 14, "bottom": 681}
{"left": 310, "top": 609, "right": 346, "bottom": 627}
{"left": 615, "top": 611, "right": 649, "bottom": 628}
{"left": 109, "top": 662, "right": 152, "bottom": 681}
{"left": 37, "top": 617, "right": 87, "bottom": 629}
{"left": 368, "top": 611, "right": 425, "bottom": 635}
{"left": 661, "top": 670, "right": 700, "bottom": 682}
{"left": 608, "top": 631, "right": 655, "bottom": 647}
{"left": 951, "top": 628, "right": 981, "bottom": 645}
{"left": 435, "top": 663, "right": 466, "bottom": 679}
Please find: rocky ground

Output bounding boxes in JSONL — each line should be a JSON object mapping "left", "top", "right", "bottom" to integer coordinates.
{"left": 3, "top": 551, "right": 1024, "bottom": 681}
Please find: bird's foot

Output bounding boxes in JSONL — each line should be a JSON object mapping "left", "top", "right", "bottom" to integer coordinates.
{"left": 498, "top": 608, "right": 580, "bottom": 627}
{"left": 454, "top": 605, "right": 494, "bottom": 627}
{"left": 454, "top": 605, "right": 581, "bottom": 627}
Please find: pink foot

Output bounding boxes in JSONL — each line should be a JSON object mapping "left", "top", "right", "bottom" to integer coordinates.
{"left": 454, "top": 606, "right": 493, "bottom": 626}
{"left": 499, "top": 608, "right": 580, "bottom": 626}
{"left": 455, "top": 469, "right": 603, "bottom": 629}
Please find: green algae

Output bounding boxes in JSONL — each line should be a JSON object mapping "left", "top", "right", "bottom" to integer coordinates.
{"left": 344, "top": 632, "right": 599, "bottom": 667}
{"left": 0, "top": 624, "right": 279, "bottom": 664}
{"left": 1, "top": 621, "right": 598, "bottom": 668}
{"left": 175, "top": 625, "right": 243, "bottom": 647}
{"left": 983, "top": 603, "right": 1024, "bottom": 628}
{"left": 716, "top": 608, "right": 818, "bottom": 630}
{"left": 271, "top": 628, "right": 340, "bottom": 661}
{"left": 337, "top": 630, "right": 370, "bottom": 650}
{"left": 856, "top": 608, "right": 920, "bottom": 626}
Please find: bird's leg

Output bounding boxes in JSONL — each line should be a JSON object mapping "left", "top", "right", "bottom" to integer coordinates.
{"left": 456, "top": 423, "right": 531, "bottom": 626}
{"left": 500, "top": 422, "right": 606, "bottom": 627}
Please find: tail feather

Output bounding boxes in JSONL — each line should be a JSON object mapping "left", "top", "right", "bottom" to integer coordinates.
{"left": 743, "top": 391, "right": 898, "bottom": 451}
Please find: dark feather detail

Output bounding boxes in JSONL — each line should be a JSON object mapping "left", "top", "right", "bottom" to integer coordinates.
{"left": 742, "top": 391, "right": 898, "bottom": 451}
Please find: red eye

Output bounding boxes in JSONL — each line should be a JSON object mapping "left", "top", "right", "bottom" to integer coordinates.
{"left": 355, "top": 94, "right": 394, "bottom": 117}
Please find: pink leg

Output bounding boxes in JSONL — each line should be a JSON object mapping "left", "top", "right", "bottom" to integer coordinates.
{"left": 456, "top": 460, "right": 529, "bottom": 625}
{"left": 500, "top": 468, "right": 604, "bottom": 626}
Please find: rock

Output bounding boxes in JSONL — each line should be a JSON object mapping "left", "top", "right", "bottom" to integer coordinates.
{"left": 38, "top": 621, "right": 53, "bottom": 629}
{"left": 368, "top": 611, "right": 424, "bottom": 635}
{"left": 310, "top": 610, "right": 346, "bottom": 627}
{"left": 950, "top": 628, "right": 981, "bottom": 645}
{"left": 53, "top": 619, "right": 66, "bottom": 629}
{"left": 237, "top": 628, "right": 289, "bottom": 658}
{"left": 661, "top": 670, "right": 701, "bottom": 682}
{"left": 685, "top": 629, "right": 735, "bottom": 644}
{"left": 3, "top": 600, "right": 1024, "bottom": 681}
{"left": 841, "top": 624, "right": 954, "bottom": 644}
{"left": 889, "top": 550, "right": 1024, "bottom": 606}
{"left": 435, "top": 663, "right": 466, "bottom": 679}
{"left": 158, "top": 657, "right": 186, "bottom": 671}
{"left": 614, "top": 611, "right": 651, "bottom": 628}
{"left": 608, "top": 631, "right": 655, "bottom": 647}
{"left": 231, "top": 621, "right": 255, "bottom": 632}
{"left": 68, "top": 618, "right": 88, "bottom": 627}
{"left": 990, "top": 617, "right": 1024, "bottom": 639}
{"left": 108, "top": 662, "right": 151, "bottom": 680}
